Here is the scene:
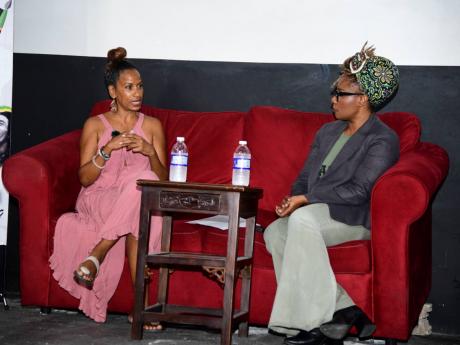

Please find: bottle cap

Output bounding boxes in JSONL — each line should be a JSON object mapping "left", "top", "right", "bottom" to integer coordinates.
{"left": 239, "top": 140, "right": 247, "bottom": 145}
{"left": 177, "top": 137, "right": 185, "bottom": 142}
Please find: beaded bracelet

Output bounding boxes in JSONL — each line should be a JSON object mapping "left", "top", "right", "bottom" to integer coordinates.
{"left": 91, "top": 155, "right": 105, "bottom": 169}
{"left": 98, "top": 147, "right": 110, "bottom": 161}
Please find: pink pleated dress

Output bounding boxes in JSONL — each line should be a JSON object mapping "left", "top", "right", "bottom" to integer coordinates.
{"left": 50, "top": 113, "right": 162, "bottom": 322}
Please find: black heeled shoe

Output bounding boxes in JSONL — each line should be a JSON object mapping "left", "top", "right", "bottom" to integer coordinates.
{"left": 284, "top": 328, "right": 328, "bottom": 345}
{"left": 319, "top": 306, "right": 376, "bottom": 340}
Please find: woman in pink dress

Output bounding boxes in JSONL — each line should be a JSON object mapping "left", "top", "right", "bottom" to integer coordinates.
{"left": 50, "top": 47, "right": 167, "bottom": 327}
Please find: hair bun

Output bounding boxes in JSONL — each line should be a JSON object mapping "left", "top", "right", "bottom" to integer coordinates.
{"left": 104, "top": 47, "right": 137, "bottom": 88}
{"left": 106, "top": 47, "right": 127, "bottom": 71}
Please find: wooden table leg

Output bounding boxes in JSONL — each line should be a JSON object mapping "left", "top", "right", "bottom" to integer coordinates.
{"left": 221, "top": 192, "right": 240, "bottom": 345}
{"left": 157, "top": 215, "right": 172, "bottom": 308}
{"left": 238, "top": 216, "right": 255, "bottom": 337}
{"left": 131, "top": 192, "right": 152, "bottom": 340}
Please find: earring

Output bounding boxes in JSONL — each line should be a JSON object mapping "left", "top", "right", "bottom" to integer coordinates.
{"left": 110, "top": 99, "right": 118, "bottom": 112}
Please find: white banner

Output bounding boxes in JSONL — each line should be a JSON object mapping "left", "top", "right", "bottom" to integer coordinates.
{"left": 0, "top": 0, "right": 13, "bottom": 246}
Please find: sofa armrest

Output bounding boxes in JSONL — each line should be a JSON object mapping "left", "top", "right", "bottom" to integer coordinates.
{"left": 3, "top": 129, "right": 82, "bottom": 218}
{"left": 2, "top": 129, "right": 82, "bottom": 305}
{"left": 370, "top": 142, "right": 449, "bottom": 339}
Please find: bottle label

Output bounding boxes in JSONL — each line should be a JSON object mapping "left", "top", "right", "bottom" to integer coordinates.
{"left": 233, "top": 158, "right": 250, "bottom": 170}
{"left": 171, "top": 154, "right": 188, "bottom": 166}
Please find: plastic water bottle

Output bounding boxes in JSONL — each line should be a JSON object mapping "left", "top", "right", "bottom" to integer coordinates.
{"left": 232, "top": 140, "right": 251, "bottom": 186}
{"left": 169, "top": 137, "right": 188, "bottom": 182}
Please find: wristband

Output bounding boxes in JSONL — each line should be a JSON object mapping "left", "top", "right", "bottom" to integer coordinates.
{"left": 98, "top": 147, "right": 111, "bottom": 161}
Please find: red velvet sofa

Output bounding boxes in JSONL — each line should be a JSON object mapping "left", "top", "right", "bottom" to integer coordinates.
{"left": 2, "top": 100, "right": 449, "bottom": 342}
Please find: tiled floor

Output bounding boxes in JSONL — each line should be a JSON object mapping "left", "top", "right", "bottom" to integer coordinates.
{"left": 1, "top": 297, "right": 459, "bottom": 345}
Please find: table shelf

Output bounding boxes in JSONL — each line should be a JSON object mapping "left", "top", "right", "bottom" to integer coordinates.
{"left": 147, "top": 252, "right": 252, "bottom": 268}
{"left": 142, "top": 303, "right": 247, "bottom": 330}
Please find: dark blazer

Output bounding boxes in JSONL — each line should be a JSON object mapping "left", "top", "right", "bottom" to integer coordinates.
{"left": 291, "top": 115, "right": 399, "bottom": 229}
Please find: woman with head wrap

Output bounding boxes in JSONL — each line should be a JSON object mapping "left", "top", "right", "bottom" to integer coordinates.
{"left": 263, "top": 43, "right": 400, "bottom": 345}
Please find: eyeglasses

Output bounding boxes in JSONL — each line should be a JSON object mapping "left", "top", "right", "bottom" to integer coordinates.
{"left": 330, "top": 89, "right": 364, "bottom": 102}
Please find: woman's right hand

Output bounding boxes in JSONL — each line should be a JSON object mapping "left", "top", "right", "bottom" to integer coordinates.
{"left": 275, "top": 195, "right": 308, "bottom": 217}
{"left": 102, "top": 131, "right": 130, "bottom": 155}
{"left": 78, "top": 117, "right": 127, "bottom": 187}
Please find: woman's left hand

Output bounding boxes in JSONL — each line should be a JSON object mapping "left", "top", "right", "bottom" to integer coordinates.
{"left": 275, "top": 195, "right": 308, "bottom": 217}
{"left": 122, "top": 133, "right": 156, "bottom": 157}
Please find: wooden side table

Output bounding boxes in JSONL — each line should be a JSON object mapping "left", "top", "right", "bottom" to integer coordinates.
{"left": 131, "top": 180, "right": 263, "bottom": 345}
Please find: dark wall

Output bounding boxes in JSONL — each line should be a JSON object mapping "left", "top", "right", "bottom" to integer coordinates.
{"left": 7, "top": 53, "right": 460, "bottom": 334}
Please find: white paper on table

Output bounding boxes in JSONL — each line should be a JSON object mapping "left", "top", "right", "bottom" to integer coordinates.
{"left": 186, "top": 215, "right": 260, "bottom": 231}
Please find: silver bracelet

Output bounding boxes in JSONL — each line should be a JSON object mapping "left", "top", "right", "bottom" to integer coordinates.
{"left": 91, "top": 155, "right": 105, "bottom": 169}
{"left": 98, "top": 147, "right": 110, "bottom": 161}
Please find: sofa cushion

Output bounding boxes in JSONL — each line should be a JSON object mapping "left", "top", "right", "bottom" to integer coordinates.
{"left": 378, "top": 112, "right": 421, "bottom": 154}
{"left": 158, "top": 109, "right": 245, "bottom": 184}
{"left": 201, "top": 227, "right": 272, "bottom": 268}
{"left": 245, "top": 106, "right": 334, "bottom": 215}
{"left": 170, "top": 221, "right": 371, "bottom": 274}
{"left": 89, "top": 100, "right": 169, "bottom": 124}
{"left": 328, "top": 240, "right": 371, "bottom": 273}
{"left": 90, "top": 100, "right": 245, "bottom": 184}
{"left": 89, "top": 99, "right": 111, "bottom": 116}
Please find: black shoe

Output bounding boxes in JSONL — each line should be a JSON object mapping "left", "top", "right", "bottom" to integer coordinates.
{"left": 319, "top": 306, "right": 376, "bottom": 340}
{"left": 283, "top": 328, "right": 328, "bottom": 345}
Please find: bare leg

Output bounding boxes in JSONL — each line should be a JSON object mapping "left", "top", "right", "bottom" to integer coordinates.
{"left": 126, "top": 234, "right": 162, "bottom": 331}
{"left": 75, "top": 238, "right": 118, "bottom": 284}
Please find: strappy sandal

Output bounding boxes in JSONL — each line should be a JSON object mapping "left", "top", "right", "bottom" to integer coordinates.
{"left": 73, "top": 256, "right": 100, "bottom": 289}
{"left": 128, "top": 314, "right": 163, "bottom": 332}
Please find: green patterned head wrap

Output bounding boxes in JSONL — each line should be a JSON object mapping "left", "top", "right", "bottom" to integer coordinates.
{"left": 348, "top": 43, "right": 399, "bottom": 110}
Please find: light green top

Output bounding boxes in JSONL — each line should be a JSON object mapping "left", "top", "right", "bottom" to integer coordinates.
{"left": 0, "top": 8, "right": 7, "bottom": 28}
{"left": 319, "top": 132, "right": 350, "bottom": 177}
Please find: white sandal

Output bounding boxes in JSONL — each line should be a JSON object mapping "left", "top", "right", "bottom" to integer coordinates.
{"left": 73, "top": 256, "right": 100, "bottom": 289}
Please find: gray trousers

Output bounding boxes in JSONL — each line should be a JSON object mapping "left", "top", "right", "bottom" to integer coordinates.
{"left": 263, "top": 203, "right": 370, "bottom": 335}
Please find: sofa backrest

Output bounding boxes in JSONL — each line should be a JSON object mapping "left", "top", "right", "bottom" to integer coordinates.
{"left": 152, "top": 108, "right": 245, "bottom": 184}
{"left": 245, "top": 106, "right": 334, "bottom": 212}
{"left": 90, "top": 101, "right": 422, "bottom": 212}
{"left": 245, "top": 106, "right": 422, "bottom": 213}
{"left": 90, "top": 100, "right": 245, "bottom": 184}
{"left": 377, "top": 112, "right": 421, "bottom": 154}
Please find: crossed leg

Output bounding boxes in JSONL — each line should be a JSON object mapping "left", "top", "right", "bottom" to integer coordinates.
{"left": 74, "top": 238, "right": 118, "bottom": 288}
{"left": 74, "top": 235, "right": 163, "bottom": 330}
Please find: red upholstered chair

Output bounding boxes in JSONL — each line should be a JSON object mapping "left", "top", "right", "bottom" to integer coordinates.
{"left": 2, "top": 102, "right": 449, "bottom": 344}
